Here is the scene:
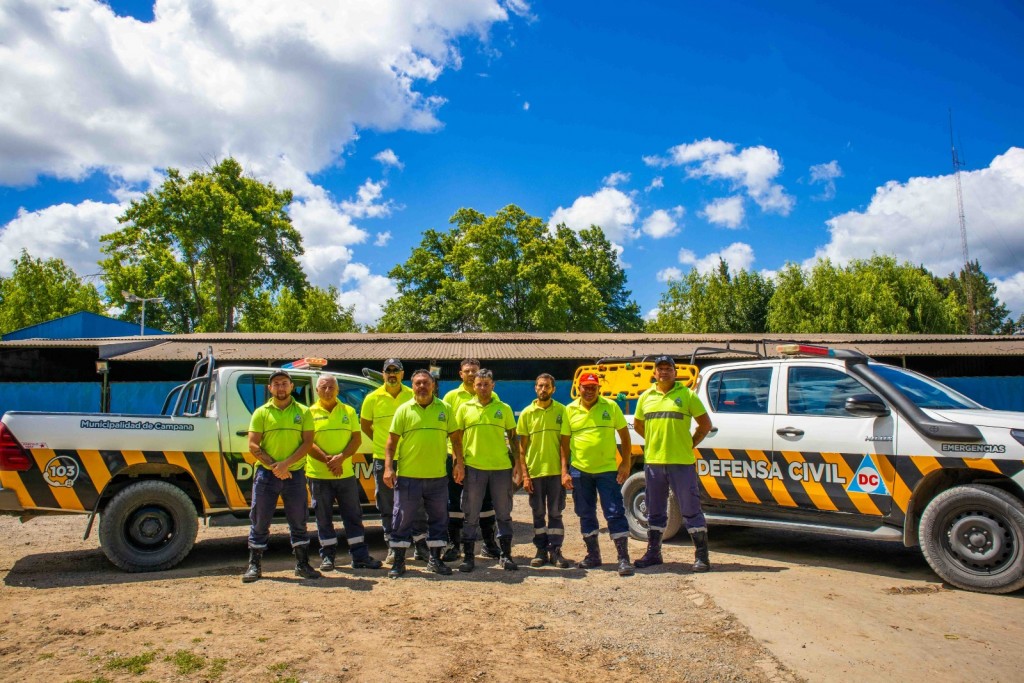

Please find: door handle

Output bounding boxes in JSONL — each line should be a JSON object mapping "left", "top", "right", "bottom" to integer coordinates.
{"left": 776, "top": 427, "right": 804, "bottom": 437}
{"left": 236, "top": 430, "right": 249, "bottom": 436}
{"left": 707, "top": 427, "right": 719, "bottom": 435}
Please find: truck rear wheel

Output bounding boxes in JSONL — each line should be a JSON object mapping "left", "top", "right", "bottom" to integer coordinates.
{"left": 622, "top": 471, "right": 682, "bottom": 542}
{"left": 919, "top": 484, "right": 1024, "bottom": 594}
{"left": 98, "top": 480, "right": 199, "bottom": 572}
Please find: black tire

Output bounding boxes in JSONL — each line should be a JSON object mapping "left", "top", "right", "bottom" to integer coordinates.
{"left": 98, "top": 480, "right": 199, "bottom": 572}
{"left": 622, "top": 471, "right": 682, "bottom": 542}
{"left": 919, "top": 484, "right": 1024, "bottom": 594}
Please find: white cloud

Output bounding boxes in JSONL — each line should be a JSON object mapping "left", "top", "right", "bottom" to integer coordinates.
{"left": 549, "top": 187, "right": 639, "bottom": 243}
{"left": 994, "top": 272, "right": 1024, "bottom": 322}
{"left": 641, "top": 207, "right": 682, "bottom": 239}
{"left": 0, "top": 200, "right": 123, "bottom": 277}
{"left": 602, "top": 171, "right": 631, "bottom": 187}
{"left": 645, "top": 176, "right": 664, "bottom": 192}
{"left": 812, "top": 147, "right": 1024, "bottom": 317}
{"left": 644, "top": 307, "right": 660, "bottom": 321}
{"left": 523, "top": 101, "right": 530, "bottom": 111}
{"left": 374, "top": 231, "right": 392, "bottom": 247}
{"left": 809, "top": 160, "right": 842, "bottom": 200}
{"left": 678, "top": 242, "right": 755, "bottom": 274}
{"left": 656, "top": 267, "right": 683, "bottom": 282}
{"left": 336, "top": 262, "right": 399, "bottom": 326}
{"left": 699, "top": 195, "right": 745, "bottom": 229}
{"left": 645, "top": 138, "right": 794, "bottom": 215}
{"left": 339, "top": 179, "right": 394, "bottom": 219}
{"left": 0, "top": 0, "right": 513, "bottom": 185}
{"left": 373, "top": 149, "right": 404, "bottom": 170}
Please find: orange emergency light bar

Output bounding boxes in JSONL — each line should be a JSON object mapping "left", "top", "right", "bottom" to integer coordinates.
{"left": 281, "top": 357, "right": 328, "bottom": 370}
{"left": 776, "top": 344, "right": 834, "bottom": 357}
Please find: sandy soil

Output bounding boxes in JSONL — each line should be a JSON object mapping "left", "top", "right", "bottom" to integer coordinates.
{"left": 2, "top": 496, "right": 1022, "bottom": 683}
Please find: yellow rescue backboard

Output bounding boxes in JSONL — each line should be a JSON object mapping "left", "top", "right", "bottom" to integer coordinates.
{"left": 570, "top": 361, "right": 699, "bottom": 400}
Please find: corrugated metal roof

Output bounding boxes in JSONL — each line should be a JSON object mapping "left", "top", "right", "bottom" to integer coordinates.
{"left": 68, "top": 332, "right": 1024, "bottom": 362}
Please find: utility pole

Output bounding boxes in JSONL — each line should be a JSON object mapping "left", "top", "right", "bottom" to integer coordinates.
{"left": 949, "top": 110, "right": 976, "bottom": 334}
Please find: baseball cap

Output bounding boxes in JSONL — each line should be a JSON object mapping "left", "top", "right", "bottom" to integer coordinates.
{"left": 578, "top": 372, "right": 600, "bottom": 386}
{"left": 383, "top": 358, "right": 403, "bottom": 371}
{"left": 269, "top": 369, "right": 292, "bottom": 383}
{"left": 653, "top": 355, "right": 676, "bottom": 367}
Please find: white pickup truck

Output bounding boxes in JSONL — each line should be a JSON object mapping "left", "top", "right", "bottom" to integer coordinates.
{"left": 0, "top": 352, "right": 381, "bottom": 572}
{"left": 581, "top": 344, "right": 1024, "bottom": 594}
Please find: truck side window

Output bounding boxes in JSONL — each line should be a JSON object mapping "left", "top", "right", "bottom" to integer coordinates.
{"left": 337, "top": 381, "right": 372, "bottom": 411}
{"left": 236, "top": 374, "right": 311, "bottom": 415}
{"left": 787, "top": 367, "right": 873, "bottom": 417}
{"left": 707, "top": 367, "right": 772, "bottom": 414}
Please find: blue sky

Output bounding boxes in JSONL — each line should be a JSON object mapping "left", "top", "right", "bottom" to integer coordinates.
{"left": 1, "top": 1, "right": 1022, "bottom": 325}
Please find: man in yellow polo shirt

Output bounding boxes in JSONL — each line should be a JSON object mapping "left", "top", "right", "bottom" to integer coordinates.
{"left": 243, "top": 369, "right": 319, "bottom": 583}
{"left": 452, "top": 368, "right": 519, "bottom": 572}
{"left": 308, "top": 374, "right": 383, "bottom": 572}
{"left": 517, "top": 373, "right": 572, "bottom": 569}
{"left": 383, "top": 369, "right": 460, "bottom": 578}
{"left": 360, "top": 359, "right": 427, "bottom": 564}
{"left": 560, "top": 372, "right": 635, "bottom": 577}
{"left": 633, "top": 355, "right": 714, "bottom": 572}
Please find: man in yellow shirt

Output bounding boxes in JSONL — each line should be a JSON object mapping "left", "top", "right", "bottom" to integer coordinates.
{"left": 308, "top": 375, "right": 382, "bottom": 572}
{"left": 517, "top": 373, "right": 571, "bottom": 569}
{"left": 441, "top": 358, "right": 501, "bottom": 562}
{"left": 633, "top": 356, "right": 714, "bottom": 572}
{"left": 560, "top": 372, "right": 635, "bottom": 577}
{"left": 452, "top": 369, "right": 519, "bottom": 572}
{"left": 383, "top": 369, "right": 461, "bottom": 578}
{"left": 244, "top": 370, "right": 318, "bottom": 582}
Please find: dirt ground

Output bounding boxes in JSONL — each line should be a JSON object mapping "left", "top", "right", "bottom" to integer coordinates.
{"left": 1, "top": 495, "right": 1022, "bottom": 683}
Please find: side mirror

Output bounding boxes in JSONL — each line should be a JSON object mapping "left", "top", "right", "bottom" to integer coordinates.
{"left": 845, "top": 393, "right": 890, "bottom": 417}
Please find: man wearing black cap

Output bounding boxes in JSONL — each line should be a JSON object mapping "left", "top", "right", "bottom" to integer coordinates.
{"left": 360, "top": 359, "right": 428, "bottom": 563}
{"left": 242, "top": 369, "right": 319, "bottom": 582}
{"left": 633, "top": 355, "right": 714, "bottom": 572}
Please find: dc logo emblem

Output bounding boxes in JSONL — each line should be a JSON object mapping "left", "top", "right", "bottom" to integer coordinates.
{"left": 44, "top": 455, "right": 80, "bottom": 488}
{"left": 674, "top": 398, "right": 682, "bottom": 406}
{"left": 342, "top": 416, "right": 349, "bottom": 423}
{"left": 438, "top": 411, "right": 447, "bottom": 421}
{"left": 495, "top": 409, "right": 503, "bottom": 418}
{"left": 293, "top": 415, "right": 302, "bottom": 424}
{"left": 602, "top": 411, "right": 610, "bottom": 420}
{"left": 556, "top": 416, "right": 562, "bottom": 424}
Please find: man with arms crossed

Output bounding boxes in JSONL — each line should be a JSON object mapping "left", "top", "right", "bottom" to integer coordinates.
{"left": 517, "top": 373, "right": 572, "bottom": 568}
{"left": 633, "top": 356, "right": 714, "bottom": 572}
{"left": 560, "top": 372, "right": 635, "bottom": 577}
{"left": 243, "top": 370, "right": 320, "bottom": 582}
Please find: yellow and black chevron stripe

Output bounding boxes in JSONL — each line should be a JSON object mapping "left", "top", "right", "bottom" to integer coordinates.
{"left": 0, "top": 449, "right": 376, "bottom": 514}
{"left": 694, "top": 448, "right": 1024, "bottom": 524}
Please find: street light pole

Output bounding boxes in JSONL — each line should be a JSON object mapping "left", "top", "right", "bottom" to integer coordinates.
{"left": 122, "top": 291, "right": 165, "bottom": 335}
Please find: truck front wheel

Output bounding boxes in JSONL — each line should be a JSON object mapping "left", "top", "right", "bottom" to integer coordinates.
{"left": 622, "top": 471, "right": 682, "bottom": 542}
{"left": 98, "top": 480, "right": 199, "bottom": 572}
{"left": 919, "top": 484, "right": 1024, "bottom": 594}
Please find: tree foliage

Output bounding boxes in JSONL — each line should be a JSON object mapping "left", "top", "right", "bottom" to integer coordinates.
{"left": 936, "top": 260, "right": 1014, "bottom": 334}
{"left": 237, "top": 286, "right": 359, "bottom": 333}
{"left": 0, "top": 250, "right": 104, "bottom": 334}
{"left": 377, "top": 205, "right": 643, "bottom": 332}
{"left": 648, "top": 260, "right": 774, "bottom": 333}
{"left": 100, "top": 158, "right": 306, "bottom": 333}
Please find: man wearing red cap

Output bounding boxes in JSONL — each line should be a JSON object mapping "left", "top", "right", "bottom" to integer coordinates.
{"left": 560, "top": 372, "right": 635, "bottom": 576}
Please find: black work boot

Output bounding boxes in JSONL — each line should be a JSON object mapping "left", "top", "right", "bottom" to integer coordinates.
{"left": 458, "top": 541, "right": 476, "bottom": 573}
{"left": 549, "top": 545, "right": 572, "bottom": 569}
{"left": 350, "top": 543, "right": 382, "bottom": 569}
{"left": 690, "top": 528, "right": 711, "bottom": 573}
{"left": 634, "top": 530, "right": 664, "bottom": 569}
{"left": 442, "top": 522, "right": 462, "bottom": 562}
{"left": 388, "top": 547, "right": 407, "bottom": 579}
{"left": 498, "top": 536, "right": 518, "bottom": 571}
{"left": 427, "top": 547, "right": 453, "bottom": 575}
{"left": 242, "top": 548, "right": 263, "bottom": 583}
{"left": 576, "top": 535, "right": 602, "bottom": 569}
{"left": 319, "top": 547, "right": 337, "bottom": 572}
{"left": 613, "top": 536, "right": 635, "bottom": 577}
{"left": 413, "top": 538, "right": 430, "bottom": 562}
{"left": 293, "top": 545, "right": 322, "bottom": 579}
{"left": 530, "top": 533, "right": 549, "bottom": 567}
{"left": 481, "top": 519, "right": 501, "bottom": 559}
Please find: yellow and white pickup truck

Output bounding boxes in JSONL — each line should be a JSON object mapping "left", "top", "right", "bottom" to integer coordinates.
{"left": 0, "top": 352, "right": 380, "bottom": 572}
{"left": 576, "top": 344, "right": 1024, "bottom": 594}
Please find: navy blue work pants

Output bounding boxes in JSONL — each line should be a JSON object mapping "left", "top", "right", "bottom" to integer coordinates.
{"left": 248, "top": 466, "right": 310, "bottom": 550}
{"left": 390, "top": 476, "right": 449, "bottom": 549}
{"left": 644, "top": 463, "right": 707, "bottom": 532}
{"left": 570, "top": 467, "right": 629, "bottom": 540}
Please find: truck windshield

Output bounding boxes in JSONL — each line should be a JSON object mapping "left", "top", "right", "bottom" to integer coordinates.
{"left": 870, "top": 364, "right": 982, "bottom": 410}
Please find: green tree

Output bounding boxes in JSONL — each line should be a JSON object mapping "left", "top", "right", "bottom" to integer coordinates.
{"left": 766, "top": 255, "right": 959, "bottom": 333}
{"left": 377, "top": 205, "right": 642, "bottom": 332}
{"left": 0, "top": 250, "right": 104, "bottom": 334}
{"left": 100, "top": 158, "right": 306, "bottom": 332}
{"left": 237, "top": 286, "right": 359, "bottom": 332}
{"left": 936, "top": 260, "right": 1014, "bottom": 334}
{"left": 648, "top": 260, "right": 774, "bottom": 333}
